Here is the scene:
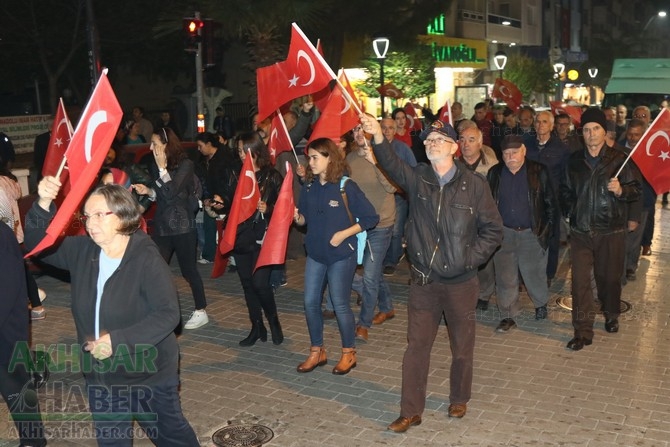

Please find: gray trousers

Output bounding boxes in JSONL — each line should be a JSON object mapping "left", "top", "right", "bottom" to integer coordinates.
{"left": 493, "top": 227, "right": 549, "bottom": 318}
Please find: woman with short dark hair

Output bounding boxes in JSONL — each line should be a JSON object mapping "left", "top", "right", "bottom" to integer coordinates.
{"left": 25, "top": 181, "right": 199, "bottom": 445}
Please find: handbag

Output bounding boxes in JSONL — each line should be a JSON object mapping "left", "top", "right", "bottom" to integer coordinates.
{"left": 339, "top": 176, "right": 367, "bottom": 265}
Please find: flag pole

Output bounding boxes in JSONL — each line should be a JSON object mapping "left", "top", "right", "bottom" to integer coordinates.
{"left": 54, "top": 156, "right": 68, "bottom": 180}
{"left": 275, "top": 109, "right": 299, "bottom": 163}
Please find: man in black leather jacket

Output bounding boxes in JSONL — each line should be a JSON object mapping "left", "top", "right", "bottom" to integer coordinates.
{"left": 487, "top": 135, "right": 559, "bottom": 333}
{"left": 559, "top": 108, "right": 641, "bottom": 351}
{"left": 361, "top": 115, "right": 502, "bottom": 432}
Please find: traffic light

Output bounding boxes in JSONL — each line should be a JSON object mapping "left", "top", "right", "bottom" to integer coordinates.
{"left": 183, "top": 18, "right": 203, "bottom": 51}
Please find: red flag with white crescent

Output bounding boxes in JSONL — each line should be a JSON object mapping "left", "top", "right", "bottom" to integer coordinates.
{"left": 254, "top": 163, "right": 295, "bottom": 271}
{"left": 492, "top": 78, "right": 522, "bottom": 111}
{"left": 26, "top": 70, "right": 123, "bottom": 257}
{"left": 256, "top": 24, "right": 335, "bottom": 122}
{"left": 404, "top": 102, "right": 423, "bottom": 132}
{"left": 550, "top": 101, "right": 582, "bottom": 127}
{"left": 376, "top": 83, "right": 404, "bottom": 99}
{"left": 218, "top": 153, "right": 260, "bottom": 255}
{"left": 307, "top": 71, "right": 360, "bottom": 145}
{"left": 630, "top": 108, "right": 670, "bottom": 194}
{"left": 268, "top": 112, "right": 294, "bottom": 165}
{"left": 42, "top": 98, "right": 74, "bottom": 202}
{"left": 439, "top": 98, "right": 453, "bottom": 125}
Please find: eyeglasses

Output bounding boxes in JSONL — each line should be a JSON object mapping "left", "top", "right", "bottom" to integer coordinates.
{"left": 633, "top": 114, "right": 647, "bottom": 119}
{"left": 80, "top": 211, "right": 114, "bottom": 224}
{"left": 423, "top": 137, "right": 452, "bottom": 146}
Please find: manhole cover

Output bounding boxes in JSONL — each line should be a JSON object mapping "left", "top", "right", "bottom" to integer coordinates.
{"left": 555, "top": 296, "right": 631, "bottom": 313}
{"left": 212, "top": 424, "right": 274, "bottom": 447}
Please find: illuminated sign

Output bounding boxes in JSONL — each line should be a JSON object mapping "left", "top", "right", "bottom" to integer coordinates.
{"left": 567, "top": 69, "right": 579, "bottom": 81}
{"left": 427, "top": 14, "right": 445, "bottom": 35}
{"left": 419, "top": 35, "right": 488, "bottom": 69}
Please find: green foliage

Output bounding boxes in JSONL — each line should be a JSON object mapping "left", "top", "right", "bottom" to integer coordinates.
{"left": 358, "top": 45, "right": 436, "bottom": 101}
{"left": 504, "top": 55, "right": 556, "bottom": 100}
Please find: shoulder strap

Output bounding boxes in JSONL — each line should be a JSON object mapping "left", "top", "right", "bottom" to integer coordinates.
{"left": 339, "top": 176, "right": 355, "bottom": 225}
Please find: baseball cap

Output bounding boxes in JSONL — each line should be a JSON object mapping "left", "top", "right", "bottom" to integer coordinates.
{"left": 419, "top": 120, "right": 458, "bottom": 141}
{"left": 501, "top": 135, "right": 524, "bottom": 150}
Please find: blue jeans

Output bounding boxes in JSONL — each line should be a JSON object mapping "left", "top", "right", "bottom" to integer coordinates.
{"left": 384, "top": 195, "right": 408, "bottom": 267}
{"left": 358, "top": 225, "right": 394, "bottom": 328}
{"left": 304, "top": 254, "right": 357, "bottom": 348}
{"left": 87, "top": 379, "right": 199, "bottom": 446}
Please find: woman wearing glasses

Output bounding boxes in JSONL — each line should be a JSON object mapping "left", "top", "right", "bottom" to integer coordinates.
{"left": 132, "top": 127, "right": 209, "bottom": 330}
{"left": 24, "top": 181, "right": 199, "bottom": 446}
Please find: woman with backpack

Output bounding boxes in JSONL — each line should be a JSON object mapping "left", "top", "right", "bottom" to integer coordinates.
{"left": 293, "top": 138, "right": 378, "bottom": 376}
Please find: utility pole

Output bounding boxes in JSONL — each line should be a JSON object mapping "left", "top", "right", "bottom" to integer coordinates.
{"left": 194, "top": 11, "right": 205, "bottom": 132}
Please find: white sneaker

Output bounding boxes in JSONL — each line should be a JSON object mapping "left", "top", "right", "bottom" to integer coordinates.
{"left": 38, "top": 288, "right": 47, "bottom": 302}
{"left": 197, "top": 258, "right": 212, "bottom": 264}
{"left": 184, "top": 310, "right": 209, "bottom": 329}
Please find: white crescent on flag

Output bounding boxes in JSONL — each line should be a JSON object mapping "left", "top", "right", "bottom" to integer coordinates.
{"left": 297, "top": 50, "right": 316, "bottom": 86}
{"left": 340, "top": 95, "right": 351, "bottom": 115}
{"left": 84, "top": 111, "right": 108, "bottom": 162}
{"left": 407, "top": 115, "right": 415, "bottom": 128}
{"left": 498, "top": 85, "right": 512, "bottom": 99}
{"left": 242, "top": 171, "right": 258, "bottom": 200}
{"left": 646, "top": 131, "right": 670, "bottom": 158}
{"left": 386, "top": 88, "right": 399, "bottom": 98}
{"left": 270, "top": 128, "right": 279, "bottom": 144}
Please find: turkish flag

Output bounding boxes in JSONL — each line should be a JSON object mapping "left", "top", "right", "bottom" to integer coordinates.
{"left": 492, "top": 78, "right": 522, "bottom": 111}
{"left": 255, "top": 162, "right": 295, "bottom": 272}
{"left": 439, "top": 98, "right": 453, "bottom": 125}
{"left": 218, "top": 153, "right": 260, "bottom": 255}
{"left": 42, "top": 98, "right": 74, "bottom": 202}
{"left": 307, "top": 71, "right": 360, "bottom": 146}
{"left": 630, "top": 108, "right": 670, "bottom": 194}
{"left": 268, "top": 111, "right": 294, "bottom": 165}
{"left": 377, "top": 83, "right": 404, "bottom": 99}
{"left": 42, "top": 98, "right": 73, "bottom": 180}
{"left": 256, "top": 24, "right": 334, "bottom": 122}
{"left": 211, "top": 220, "right": 229, "bottom": 278}
{"left": 26, "top": 70, "right": 123, "bottom": 257}
{"left": 404, "top": 102, "right": 423, "bottom": 132}
{"left": 550, "top": 101, "right": 582, "bottom": 127}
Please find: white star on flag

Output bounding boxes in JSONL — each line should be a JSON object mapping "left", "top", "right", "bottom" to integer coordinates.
{"left": 660, "top": 151, "right": 670, "bottom": 161}
{"left": 289, "top": 74, "right": 299, "bottom": 87}
{"left": 55, "top": 137, "right": 63, "bottom": 147}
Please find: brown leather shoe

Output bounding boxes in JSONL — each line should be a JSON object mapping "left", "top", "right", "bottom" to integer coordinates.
{"left": 642, "top": 245, "right": 652, "bottom": 256}
{"left": 355, "top": 325, "right": 368, "bottom": 341}
{"left": 448, "top": 403, "right": 467, "bottom": 418}
{"left": 332, "top": 348, "right": 356, "bottom": 375}
{"left": 372, "top": 309, "right": 396, "bottom": 325}
{"left": 387, "top": 415, "right": 422, "bottom": 433}
{"left": 297, "top": 346, "right": 327, "bottom": 373}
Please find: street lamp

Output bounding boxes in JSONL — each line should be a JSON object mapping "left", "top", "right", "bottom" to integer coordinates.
{"left": 643, "top": 10, "right": 667, "bottom": 31}
{"left": 588, "top": 67, "right": 598, "bottom": 105}
{"left": 373, "top": 37, "right": 390, "bottom": 117}
{"left": 553, "top": 62, "right": 565, "bottom": 102}
{"left": 493, "top": 50, "right": 508, "bottom": 78}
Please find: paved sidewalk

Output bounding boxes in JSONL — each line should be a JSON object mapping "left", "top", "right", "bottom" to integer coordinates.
{"left": 2, "top": 204, "right": 670, "bottom": 447}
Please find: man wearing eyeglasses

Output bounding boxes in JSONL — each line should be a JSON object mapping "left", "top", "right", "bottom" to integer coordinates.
{"left": 360, "top": 115, "right": 502, "bottom": 431}
{"left": 559, "top": 108, "right": 641, "bottom": 351}
{"left": 632, "top": 105, "right": 651, "bottom": 127}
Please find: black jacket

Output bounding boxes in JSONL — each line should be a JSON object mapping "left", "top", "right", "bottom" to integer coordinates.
{"left": 372, "top": 138, "right": 502, "bottom": 284}
{"left": 151, "top": 158, "right": 196, "bottom": 236}
{"left": 202, "top": 147, "right": 240, "bottom": 215}
{"left": 559, "top": 145, "right": 641, "bottom": 234}
{"left": 0, "top": 223, "right": 28, "bottom": 365}
{"left": 24, "top": 203, "right": 181, "bottom": 386}
{"left": 487, "top": 158, "right": 558, "bottom": 250}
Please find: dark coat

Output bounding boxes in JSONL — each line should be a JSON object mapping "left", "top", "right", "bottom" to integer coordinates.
{"left": 372, "top": 138, "right": 503, "bottom": 284}
{"left": 0, "top": 223, "right": 28, "bottom": 365}
{"left": 24, "top": 203, "right": 181, "bottom": 386}
{"left": 487, "top": 158, "right": 559, "bottom": 250}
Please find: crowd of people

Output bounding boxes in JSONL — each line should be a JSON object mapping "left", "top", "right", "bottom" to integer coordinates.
{"left": 1, "top": 95, "right": 665, "bottom": 444}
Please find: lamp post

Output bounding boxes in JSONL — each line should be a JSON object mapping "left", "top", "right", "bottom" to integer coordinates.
{"left": 643, "top": 10, "right": 667, "bottom": 31}
{"left": 553, "top": 62, "right": 565, "bottom": 102}
{"left": 493, "top": 50, "right": 508, "bottom": 78}
{"left": 373, "top": 37, "right": 390, "bottom": 117}
{"left": 588, "top": 67, "right": 598, "bottom": 105}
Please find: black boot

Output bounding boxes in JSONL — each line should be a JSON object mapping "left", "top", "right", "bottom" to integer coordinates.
{"left": 268, "top": 315, "right": 284, "bottom": 345}
{"left": 239, "top": 320, "right": 267, "bottom": 347}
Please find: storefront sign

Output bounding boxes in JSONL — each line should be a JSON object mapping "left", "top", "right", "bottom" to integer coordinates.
{"left": 0, "top": 114, "right": 50, "bottom": 154}
{"left": 419, "top": 35, "right": 488, "bottom": 69}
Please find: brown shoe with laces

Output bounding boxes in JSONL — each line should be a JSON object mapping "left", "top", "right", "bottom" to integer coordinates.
{"left": 448, "top": 403, "right": 467, "bottom": 418}
{"left": 372, "top": 309, "right": 396, "bottom": 325}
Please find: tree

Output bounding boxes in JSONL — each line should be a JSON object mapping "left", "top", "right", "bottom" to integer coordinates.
{"left": 503, "top": 55, "right": 556, "bottom": 101}
{"left": 357, "top": 45, "right": 436, "bottom": 101}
